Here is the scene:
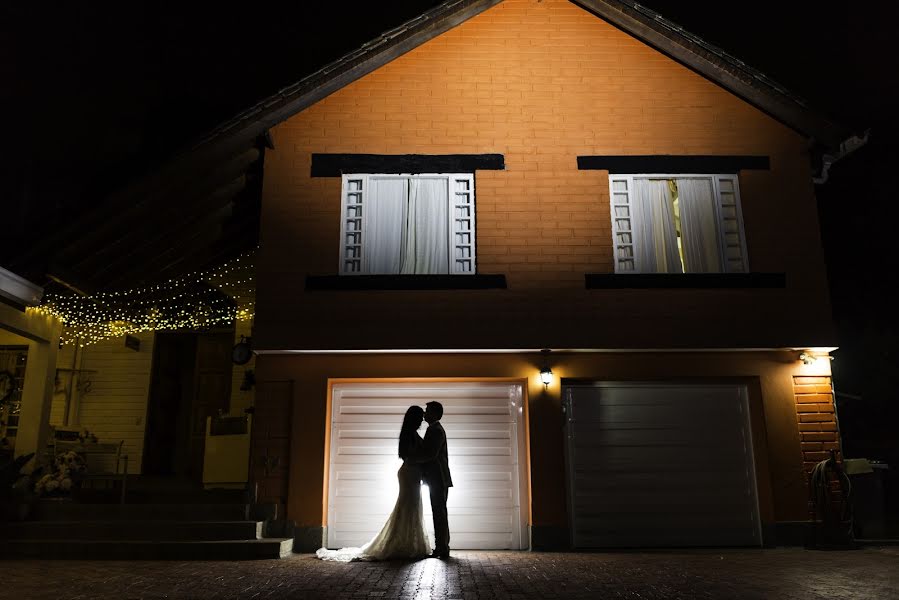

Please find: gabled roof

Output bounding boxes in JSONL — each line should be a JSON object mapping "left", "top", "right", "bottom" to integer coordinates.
{"left": 196, "top": 0, "right": 853, "bottom": 155}
{"left": 18, "top": 0, "right": 857, "bottom": 293}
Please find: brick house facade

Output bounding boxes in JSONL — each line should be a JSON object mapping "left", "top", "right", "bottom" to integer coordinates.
{"left": 203, "top": 0, "right": 853, "bottom": 550}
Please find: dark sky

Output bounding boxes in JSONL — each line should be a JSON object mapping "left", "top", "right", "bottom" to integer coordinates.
{"left": 8, "top": 2, "right": 891, "bottom": 185}
{"left": 5, "top": 1, "right": 896, "bottom": 431}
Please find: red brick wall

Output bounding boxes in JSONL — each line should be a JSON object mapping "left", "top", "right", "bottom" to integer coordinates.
{"left": 794, "top": 375, "right": 844, "bottom": 517}
{"left": 794, "top": 376, "right": 841, "bottom": 470}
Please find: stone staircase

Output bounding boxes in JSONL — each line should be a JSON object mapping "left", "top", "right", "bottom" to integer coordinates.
{"left": 0, "top": 478, "right": 294, "bottom": 560}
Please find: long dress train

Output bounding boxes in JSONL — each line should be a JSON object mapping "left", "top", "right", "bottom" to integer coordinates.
{"left": 315, "top": 460, "right": 431, "bottom": 562}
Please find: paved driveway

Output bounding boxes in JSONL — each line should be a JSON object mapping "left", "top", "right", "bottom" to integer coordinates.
{"left": 4, "top": 548, "right": 898, "bottom": 599}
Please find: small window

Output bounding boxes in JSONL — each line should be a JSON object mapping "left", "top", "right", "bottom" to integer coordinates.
{"left": 608, "top": 174, "right": 748, "bottom": 274}
{"left": 340, "top": 174, "right": 476, "bottom": 275}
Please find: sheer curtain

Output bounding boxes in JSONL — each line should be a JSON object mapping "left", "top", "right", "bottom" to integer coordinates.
{"left": 676, "top": 178, "right": 721, "bottom": 273}
{"left": 401, "top": 177, "right": 449, "bottom": 274}
{"left": 364, "top": 178, "right": 407, "bottom": 274}
{"left": 632, "top": 179, "right": 681, "bottom": 273}
{"left": 364, "top": 176, "right": 449, "bottom": 274}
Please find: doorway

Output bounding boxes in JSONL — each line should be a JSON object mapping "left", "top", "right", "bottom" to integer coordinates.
{"left": 142, "top": 330, "right": 233, "bottom": 480}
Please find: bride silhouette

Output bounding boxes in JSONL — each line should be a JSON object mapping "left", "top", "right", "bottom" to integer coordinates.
{"left": 316, "top": 405, "right": 431, "bottom": 561}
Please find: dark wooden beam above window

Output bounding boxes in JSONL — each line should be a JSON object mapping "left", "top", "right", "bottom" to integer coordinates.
{"left": 306, "top": 274, "right": 507, "bottom": 291}
{"left": 577, "top": 155, "right": 769, "bottom": 173}
{"left": 585, "top": 273, "right": 786, "bottom": 289}
{"left": 311, "top": 154, "right": 505, "bottom": 177}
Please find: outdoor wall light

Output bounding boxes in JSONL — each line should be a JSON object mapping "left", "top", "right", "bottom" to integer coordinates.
{"left": 539, "top": 349, "right": 553, "bottom": 388}
{"left": 799, "top": 351, "right": 834, "bottom": 366}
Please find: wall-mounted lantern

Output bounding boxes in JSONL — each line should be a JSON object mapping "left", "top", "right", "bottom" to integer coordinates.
{"left": 539, "top": 349, "right": 553, "bottom": 388}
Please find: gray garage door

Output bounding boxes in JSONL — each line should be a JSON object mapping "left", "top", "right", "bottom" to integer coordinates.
{"left": 564, "top": 383, "right": 761, "bottom": 547}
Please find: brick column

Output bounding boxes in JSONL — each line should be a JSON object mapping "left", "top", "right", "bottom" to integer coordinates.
{"left": 793, "top": 375, "right": 844, "bottom": 518}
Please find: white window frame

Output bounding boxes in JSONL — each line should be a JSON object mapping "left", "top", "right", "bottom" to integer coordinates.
{"left": 607, "top": 173, "right": 750, "bottom": 274}
{"left": 339, "top": 173, "right": 476, "bottom": 275}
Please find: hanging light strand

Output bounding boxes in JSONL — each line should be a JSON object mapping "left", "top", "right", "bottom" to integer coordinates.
{"left": 32, "top": 250, "right": 257, "bottom": 347}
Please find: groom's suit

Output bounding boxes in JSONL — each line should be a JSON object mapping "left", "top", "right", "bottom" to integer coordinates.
{"left": 421, "top": 420, "right": 452, "bottom": 555}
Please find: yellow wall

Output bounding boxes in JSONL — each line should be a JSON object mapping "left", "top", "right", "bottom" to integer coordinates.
{"left": 52, "top": 333, "right": 155, "bottom": 474}
{"left": 228, "top": 319, "right": 255, "bottom": 417}
{"left": 256, "top": 0, "right": 834, "bottom": 352}
{"left": 1, "top": 305, "right": 61, "bottom": 460}
{"left": 257, "top": 350, "right": 834, "bottom": 531}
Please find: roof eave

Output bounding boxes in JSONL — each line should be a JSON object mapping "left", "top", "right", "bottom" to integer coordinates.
{"left": 190, "top": 0, "right": 504, "bottom": 159}
{"left": 572, "top": 0, "right": 854, "bottom": 149}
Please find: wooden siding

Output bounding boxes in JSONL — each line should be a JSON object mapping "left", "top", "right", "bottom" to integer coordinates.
{"left": 48, "top": 344, "right": 75, "bottom": 427}
{"left": 66, "top": 333, "right": 155, "bottom": 474}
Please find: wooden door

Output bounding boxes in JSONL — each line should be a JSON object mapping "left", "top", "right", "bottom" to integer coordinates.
{"left": 250, "top": 380, "right": 293, "bottom": 516}
{"left": 187, "top": 331, "right": 233, "bottom": 479}
{"left": 143, "top": 332, "right": 196, "bottom": 476}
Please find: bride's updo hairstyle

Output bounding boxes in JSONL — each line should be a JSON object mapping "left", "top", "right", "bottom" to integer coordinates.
{"left": 398, "top": 405, "right": 425, "bottom": 459}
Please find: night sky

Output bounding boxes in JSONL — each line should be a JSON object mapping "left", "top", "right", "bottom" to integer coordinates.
{"left": 6, "top": 2, "right": 897, "bottom": 457}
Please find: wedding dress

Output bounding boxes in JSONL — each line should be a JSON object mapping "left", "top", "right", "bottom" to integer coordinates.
{"left": 316, "top": 460, "right": 431, "bottom": 562}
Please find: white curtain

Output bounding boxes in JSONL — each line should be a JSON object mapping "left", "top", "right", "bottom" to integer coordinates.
{"left": 400, "top": 177, "right": 449, "bottom": 274}
{"left": 364, "top": 176, "right": 449, "bottom": 274}
{"left": 364, "top": 178, "right": 407, "bottom": 274}
{"left": 677, "top": 178, "right": 721, "bottom": 273}
{"left": 632, "top": 179, "right": 681, "bottom": 273}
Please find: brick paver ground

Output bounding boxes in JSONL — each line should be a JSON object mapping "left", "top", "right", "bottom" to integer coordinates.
{"left": 4, "top": 547, "right": 898, "bottom": 599}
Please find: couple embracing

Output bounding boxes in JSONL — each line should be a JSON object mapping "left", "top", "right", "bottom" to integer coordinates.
{"left": 316, "top": 401, "right": 452, "bottom": 562}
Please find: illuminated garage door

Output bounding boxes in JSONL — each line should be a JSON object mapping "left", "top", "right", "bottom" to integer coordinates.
{"left": 327, "top": 382, "right": 528, "bottom": 550}
{"left": 564, "top": 383, "right": 761, "bottom": 547}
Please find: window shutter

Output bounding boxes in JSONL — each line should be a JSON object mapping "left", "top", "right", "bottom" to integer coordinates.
{"left": 340, "top": 175, "right": 366, "bottom": 274}
{"left": 450, "top": 174, "right": 476, "bottom": 274}
{"left": 713, "top": 175, "right": 749, "bottom": 273}
{"left": 609, "top": 176, "right": 636, "bottom": 272}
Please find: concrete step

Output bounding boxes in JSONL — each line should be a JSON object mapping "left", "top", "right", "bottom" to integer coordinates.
{"left": 1, "top": 520, "right": 263, "bottom": 541}
{"left": 0, "top": 538, "right": 294, "bottom": 560}
{"left": 31, "top": 501, "right": 250, "bottom": 521}
{"left": 124, "top": 489, "right": 251, "bottom": 504}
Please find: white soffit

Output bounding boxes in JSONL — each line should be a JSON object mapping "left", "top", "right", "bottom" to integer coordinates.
{"left": 0, "top": 266, "right": 43, "bottom": 307}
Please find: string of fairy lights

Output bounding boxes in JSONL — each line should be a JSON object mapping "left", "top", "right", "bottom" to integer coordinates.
{"left": 32, "top": 250, "right": 256, "bottom": 347}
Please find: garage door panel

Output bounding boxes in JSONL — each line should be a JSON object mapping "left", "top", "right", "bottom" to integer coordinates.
{"left": 450, "top": 532, "right": 515, "bottom": 548}
{"left": 336, "top": 394, "right": 514, "bottom": 413}
{"left": 565, "top": 383, "right": 760, "bottom": 548}
{"left": 338, "top": 413, "right": 516, "bottom": 424}
{"left": 571, "top": 404, "right": 743, "bottom": 426}
{"left": 576, "top": 527, "right": 756, "bottom": 548}
{"left": 576, "top": 510, "right": 757, "bottom": 527}
{"left": 335, "top": 436, "right": 515, "bottom": 454}
{"left": 573, "top": 492, "right": 757, "bottom": 513}
{"left": 331, "top": 455, "right": 519, "bottom": 471}
{"left": 327, "top": 382, "right": 527, "bottom": 550}
{"left": 570, "top": 449, "right": 750, "bottom": 472}
{"left": 572, "top": 468, "right": 744, "bottom": 489}
{"left": 570, "top": 424, "right": 745, "bottom": 446}
{"left": 573, "top": 475, "right": 754, "bottom": 498}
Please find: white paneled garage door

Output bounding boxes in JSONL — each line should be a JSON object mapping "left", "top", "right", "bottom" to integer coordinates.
{"left": 327, "top": 382, "right": 528, "bottom": 550}
{"left": 564, "top": 383, "right": 761, "bottom": 548}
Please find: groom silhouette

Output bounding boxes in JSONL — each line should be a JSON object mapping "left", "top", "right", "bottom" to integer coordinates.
{"left": 421, "top": 401, "right": 452, "bottom": 558}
